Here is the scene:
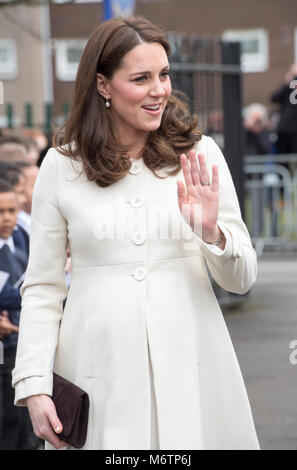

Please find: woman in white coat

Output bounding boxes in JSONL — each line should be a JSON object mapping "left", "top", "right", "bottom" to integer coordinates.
{"left": 12, "top": 17, "right": 260, "bottom": 450}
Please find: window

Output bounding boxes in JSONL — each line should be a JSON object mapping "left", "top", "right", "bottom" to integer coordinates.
{"left": 55, "top": 39, "right": 87, "bottom": 81}
{"left": 222, "top": 29, "right": 269, "bottom": 73}
{"left": 0, "top": 39, "right": 18, "bottom": 79}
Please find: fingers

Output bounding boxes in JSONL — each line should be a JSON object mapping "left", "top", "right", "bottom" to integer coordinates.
{"left": 180, "top": 150, "right": 219, "bottom": 192}
{"left": 189, "top": 149, "right": 201, "bottom": 185}
{"left": 180, "top": 154, "right": 193, "bottom": 188}
{"left": 211, "top": 165, "right": 219, "bottom": 193}
{"left": 176, "top": 179, "right": 187, "bottom": 211}
{"left": 44, "top": 399, "right": 69, "bottom": 449}
{"left": 0, "top": 327, "right": 17, "bottom": 336}
{"left": 36, "top": 420, "right": 67, "bottom": 449}
{"left": 47, "top": 400, "right": 68, "bottom": 448}
{"left": 197, "top": 153, "right": 210, "bottom": 185}
{"left": 46, "top": 399, "right": 63, "bottom": 435}
{"left": 27, "top": 395, "right": 67, "bottom": 450}
{"left": 0, "top": 316, "right": 19, "bottom": 334}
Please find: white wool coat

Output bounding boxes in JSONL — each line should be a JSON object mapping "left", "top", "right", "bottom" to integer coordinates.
{"left": 12, "top": 135, "right": 260, "bottom": 450}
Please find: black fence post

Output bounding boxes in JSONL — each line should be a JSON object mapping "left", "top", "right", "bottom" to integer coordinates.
{"left": 63, "top": 102, "right": 70, "bottom": 121}
{"left": 44, "top": 103, "right": 53, "bottom": 132}
{"left": 6, "top": 103, "right": 13, "bottom": 128}
{"left": 25, "top": 103, "right": 33, "bottom": 128}
{"left": 221, "top": 41, "right": 245, "bottom": 219}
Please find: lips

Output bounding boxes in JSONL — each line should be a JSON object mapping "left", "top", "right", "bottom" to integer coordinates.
{"left": 141, "top": 103, "right": 162, "bottom": 111}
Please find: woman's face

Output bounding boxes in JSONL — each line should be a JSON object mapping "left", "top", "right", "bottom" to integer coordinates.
{"left": 97, "top": 42, "right": 172, "bottom": 143}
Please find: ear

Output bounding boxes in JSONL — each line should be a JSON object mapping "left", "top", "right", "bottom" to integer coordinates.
{"left": 96, "top": 73, "right": 111, "bottom": 99}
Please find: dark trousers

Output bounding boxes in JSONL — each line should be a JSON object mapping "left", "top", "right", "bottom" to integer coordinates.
{"left": 0, "top": 347, "right": 38, "bottom": 450}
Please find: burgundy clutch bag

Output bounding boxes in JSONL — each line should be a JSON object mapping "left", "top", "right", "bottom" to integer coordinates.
{"left": 52, "top": 373, "right": 90, "bottom": 449}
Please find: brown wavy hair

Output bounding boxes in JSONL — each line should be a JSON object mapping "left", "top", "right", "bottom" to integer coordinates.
{"left": 53, "top": 16, "right": 201, "bottom": 187}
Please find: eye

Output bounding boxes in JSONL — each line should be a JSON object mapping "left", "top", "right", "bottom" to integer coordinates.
{"left": 134, "top": 75, "right": 147, "bottom": 83}
{"left": 160, "top": 71, "right": 170, "bottom": 79}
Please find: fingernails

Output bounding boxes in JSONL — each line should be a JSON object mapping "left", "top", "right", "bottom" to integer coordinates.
{"left": 55, "top": 426, "right": 62, "bottom": 433}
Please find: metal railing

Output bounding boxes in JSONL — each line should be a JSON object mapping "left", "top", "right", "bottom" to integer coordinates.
{"left": 1, "top": 102, "right": 70, "bottom": 131}
{"left": 244, "top": 154, "right": 297, "bottom": 257}
{"left": 169, "top": 35, "right": 245, "bottom": 215}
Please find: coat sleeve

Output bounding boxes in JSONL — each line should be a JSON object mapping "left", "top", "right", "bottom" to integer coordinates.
{"left": 12, "top": 148, "right": 68, "bottom": 406}
{"left": 193, "top": 136, "right": 257, "bottom": 295}
{"left": 0, "top": 281, "right": 22, "bottom": 310}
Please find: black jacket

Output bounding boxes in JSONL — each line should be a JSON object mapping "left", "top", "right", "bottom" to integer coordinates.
{"left": 271, "top": 77, "right": 297, "bottom": 134}
{"left": 0, "top": 226, "right": 29, "bottom": 350}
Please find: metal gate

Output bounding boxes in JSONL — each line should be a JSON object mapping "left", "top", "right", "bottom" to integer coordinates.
{"left": 167, "top": 33, "right": 244, "bottom": 217}
{"left": 167, "top": 33, "right": 246, "bottom": 308}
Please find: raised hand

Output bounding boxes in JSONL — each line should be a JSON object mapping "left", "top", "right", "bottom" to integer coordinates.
{"left": 176, "top": 149, "right": 223, "bottom": 244}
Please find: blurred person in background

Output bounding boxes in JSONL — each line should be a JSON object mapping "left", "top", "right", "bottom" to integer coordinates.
{"left": 0, "top": 180, "right": 39, "bottom": 450}
{"left": 0, "top": 134, "right": 40, "bottom": 166}
{"left": 0, "top": 135, "right": 29, "bottom": 153}
{"left": 0, "top": 158, "right": 69, "bottom": 289}
{"left": 205, "top": 109, "right": 224, "bottom": 151}
{"left": 0, "top": 143, "right": 29, "bottom": 164}
{"left": 23, "top": 138, "right": 40, "bottom": 166}
{"left": 243, "top": 103, "right": 273, "bottom": 156}
{"left": 14, "top": 162, "right": 39, "bottom": 236}
{"left": 270, "top": 63, "right": 297, "bottom": 154}
{"left": 0, "top": 162, "right": 30, "bottom": 250}
{"left": 0, "top": 162, "right": 27, "bottom": 212}
{"left": 243, "top": 104, "right": 280, "bottom": 238}
{"left": 36, "top": 131, "right": 53, "bottom": 167}
{"left": 21, "top": 128, "right": 48, "bottom": 160}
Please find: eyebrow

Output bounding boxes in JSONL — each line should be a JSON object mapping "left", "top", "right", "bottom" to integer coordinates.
{"left": 129, "top": 64, "right": 170, "bottom": 77}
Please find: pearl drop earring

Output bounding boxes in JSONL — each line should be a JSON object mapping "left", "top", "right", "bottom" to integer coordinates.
{"left": 105, "top": 98, "right": 111, "bottom": 109}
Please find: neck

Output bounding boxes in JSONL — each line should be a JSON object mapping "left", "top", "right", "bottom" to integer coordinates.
{"left": 117, "top": 127, "right": 148, "bottom": 160}
{"left": 0, "top": 234, "right": 11, "bottom": 241}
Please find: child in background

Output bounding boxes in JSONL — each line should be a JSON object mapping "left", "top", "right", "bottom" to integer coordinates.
{"left": 0, "top": 180, "right": 38, "bottom": 449}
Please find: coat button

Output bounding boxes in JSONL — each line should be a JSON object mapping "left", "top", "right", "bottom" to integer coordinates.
{"left": 132, "top": 230, "right": 146, "bottom": 245}
{"left": 129, "top": 161, "right": 141, "bottom": 175}
{"left": 134, "top": 267, "right": 146, "bottom": 281}
{"left": 130, "top": 195, "right": 144, "bottom": 208}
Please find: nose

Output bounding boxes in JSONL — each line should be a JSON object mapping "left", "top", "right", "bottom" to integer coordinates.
{"left": 3, "top": 211, "right": 13, "bottom": 223}
{"left": 149, "top": 78, "right": 166, "bottom": 98}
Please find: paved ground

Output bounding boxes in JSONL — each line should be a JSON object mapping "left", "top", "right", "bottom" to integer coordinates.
{"left": 223, "top": 256, "right": 297, "bottom": 450}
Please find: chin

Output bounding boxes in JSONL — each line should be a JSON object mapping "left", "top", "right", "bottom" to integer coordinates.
{"left": 143, "top": 120, "right": 162, "bottom": 132}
